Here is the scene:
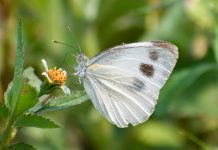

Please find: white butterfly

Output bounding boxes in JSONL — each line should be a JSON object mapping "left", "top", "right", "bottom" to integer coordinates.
{"left": 74, "top": 40, "right": 178, "bottom": 128}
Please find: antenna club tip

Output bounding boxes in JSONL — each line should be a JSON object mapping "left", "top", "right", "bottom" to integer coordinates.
{"left": 52, "top": 40, "right": 58, "bottom": 43}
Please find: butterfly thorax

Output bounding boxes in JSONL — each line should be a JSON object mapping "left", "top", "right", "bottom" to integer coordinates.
{"left": 74, "top": 53, "right": 89, "bottom": 79}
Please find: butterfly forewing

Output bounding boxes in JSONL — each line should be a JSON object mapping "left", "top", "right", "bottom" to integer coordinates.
{"left": 83, "top": 41, "right": 178, "bottom": 128}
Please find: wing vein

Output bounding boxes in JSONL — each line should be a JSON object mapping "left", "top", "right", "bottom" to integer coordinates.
{"left": 87, "top": 65, "right": 161, "bottom": 89}
{"left": 95, "top": 77, "right": 151, "bottom": 116}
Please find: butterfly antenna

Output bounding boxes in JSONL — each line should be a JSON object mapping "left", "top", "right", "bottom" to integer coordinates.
{"left": 52, "top": 40, "right": 76, "bottom": 51}
{"left": 77, "top": 43, "right": 82, "bottom": 54}
{"left": 52, "top": 40, "right": 77, "bottom": 56}
{"left": 52, "top": 40, "right": 78, "bottom": 67}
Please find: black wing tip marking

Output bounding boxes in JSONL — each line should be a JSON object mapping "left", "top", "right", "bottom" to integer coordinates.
{"left": 104, "top": 40, "right": 179, "bottom": 59}
{"left": 150, "top": 40, "right": 179, "bottom": 58}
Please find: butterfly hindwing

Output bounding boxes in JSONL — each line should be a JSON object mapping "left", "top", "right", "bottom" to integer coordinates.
{"left": 84, "top": 66, "right": 157, "bottom": 127}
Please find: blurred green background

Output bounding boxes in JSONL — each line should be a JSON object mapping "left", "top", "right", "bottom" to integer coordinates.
{"left": 0, "top": 0, "right": 218, "bottom": 149}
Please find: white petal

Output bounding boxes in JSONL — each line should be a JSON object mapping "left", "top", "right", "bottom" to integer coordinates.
{"left": 61, "top": 85, "right": 71, "bottom": 95}
{"left": 62, "top": 70, "right": 67, "bottom": 75}
{"left": 41, "top": 59, "right": 49, "bottom": 72}
{"left": 42, "top": 72, "right": 52, "bottom": 83}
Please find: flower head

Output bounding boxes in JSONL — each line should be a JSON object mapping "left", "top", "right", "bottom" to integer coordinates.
{"left": 41, "top": 59, "right": 70, "bottom": 95}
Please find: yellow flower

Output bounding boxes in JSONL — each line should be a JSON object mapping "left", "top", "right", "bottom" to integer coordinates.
{"left": 41, "top": 59, "right": 70, "bottom": 94}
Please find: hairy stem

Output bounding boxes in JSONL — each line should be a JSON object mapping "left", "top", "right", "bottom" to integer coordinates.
{"left": 0, "top": 116, "right": 14, "bottom": 150}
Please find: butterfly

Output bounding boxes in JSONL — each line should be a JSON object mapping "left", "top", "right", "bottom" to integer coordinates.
{"left": 74, "top": 40, "right": 178, "bottom": 128}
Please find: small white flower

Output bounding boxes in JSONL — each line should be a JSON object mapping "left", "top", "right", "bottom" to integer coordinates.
{"left": 41, "top": 59, "right": 71, "bottom": 95}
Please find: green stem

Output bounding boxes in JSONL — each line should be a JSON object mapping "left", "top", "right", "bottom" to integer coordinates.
{"left": 0, "top": 116, "right": 14, "bottom": 150}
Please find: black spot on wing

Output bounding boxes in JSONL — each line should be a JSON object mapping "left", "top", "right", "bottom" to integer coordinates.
{"left": 132, "top": 78, "right": 145, "bottom": 91}
{"left": 118, "top": 77, "right": 145, "bottom": 91}
{"left": 149, "top": 51, "right": 159, "bottom": 61}
{"left": 139, "top": 64, "right": 154, "bottom": 77}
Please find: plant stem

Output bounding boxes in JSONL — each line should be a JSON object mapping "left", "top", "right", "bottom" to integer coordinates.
{"left": 0, "top": 116, "right": 15, "bottom": 150}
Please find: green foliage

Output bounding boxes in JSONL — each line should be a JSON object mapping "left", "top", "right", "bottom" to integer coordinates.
{"left": 0, "top": 19, "right": 89, "bottom": 149}
{"left": 1, "top": 0, "right": 218, "bottom": 149}
{"left": 37, "top": 81, "right": 59, "bottom": 97}
{"left": 0, "top": 105, "right": 9, "bottom": 121}
{"left": 14, "top": 19, "right": 24, "bottom": 78}
{"left": 23, "top": 67, "right": 42, "bottom": 92}
{"left": 15, "top": 114, "right": 60, "bottom": 128}
{"left": 13, "top": 84, "right": 38, "bottom": 119}
{"left": 33, "top": 91, "right": 89, "bottom": 114}
{"left": 8, "top": 143, "right": 37, "bottom": 150}
{"left": 10, "top": 78, "right": 24, "bottom": 112}
{"left": 10, "top": 19, "right": 24, "bottom": 112}
{"left": 156, "top": 63, "right": 218, "bottom": 117}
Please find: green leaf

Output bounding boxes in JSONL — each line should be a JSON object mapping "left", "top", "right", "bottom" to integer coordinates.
{"left": 23, "top": 67, "right": 42, "bottom": 92}
{"left": 34, "top": 91, "right": 89, "bottom": 114}
{"left": 37, "top": 81, "right": 59, "bottom": 97}
{"left": 10, "top": 78, "right": 24, "bottom": 111}
{"left": 8, "top": 143, "right": 37, "bottom": 150}
{"left": 0, "top": 105, "right": 9, "bottom": 121}
{"left": 15, "top": 114, "right": 60, "bottom": 128}
{"left": 13, "top": 84, "right": 38, "bottom": 118}
{"left": 155, "top": 63, "right": 218, "bottom": 117}
{"left": 10, "top": 19, "right": 24, "bottom": 111}
{"left": 14, "top": 19, "right": 24, "bottom": 81}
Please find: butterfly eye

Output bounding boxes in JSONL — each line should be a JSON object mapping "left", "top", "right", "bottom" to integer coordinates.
{"left": 76, "top": 55, "right": 82, "bottom": 63}
{"left": 76, "top": 53, "right": 88, "bottom": 63}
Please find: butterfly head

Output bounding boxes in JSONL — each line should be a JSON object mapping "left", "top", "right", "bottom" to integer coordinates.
{"left": 74, "top": 53, "right": 89, "bottom": 79}
{"left": 76, "top": 53, "right": 88, "bottom": 64}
